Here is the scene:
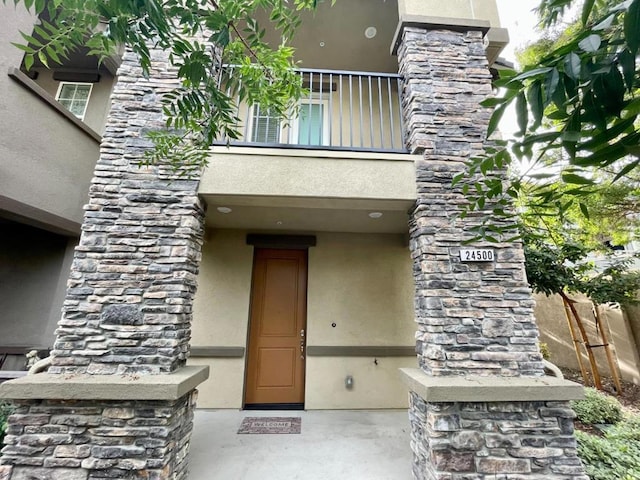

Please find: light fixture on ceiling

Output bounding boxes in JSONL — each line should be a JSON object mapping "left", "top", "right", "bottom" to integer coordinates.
{"left": 216, "top": 207, "right": 232, "bottom": 214}
{"left": 364, "top": 26, "right": 377, "bottom": 39}
{"left": 368, "top": 212, "right": 383, "bottom": 219}
{"left": 276, "top": 220, "right": 284, "bottom": 225}
{"left": 319, "top": 41, "right": 325, "bottom": 47}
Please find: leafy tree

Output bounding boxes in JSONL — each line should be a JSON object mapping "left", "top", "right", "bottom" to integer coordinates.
{"left": 4, "top": 0, "right": 325, "bottom": 171}
{"left": 455, "top": 0, "right": 640, "bottom": 239}
{"left": 518, "top": 172, "right": 640, "bottom": 250}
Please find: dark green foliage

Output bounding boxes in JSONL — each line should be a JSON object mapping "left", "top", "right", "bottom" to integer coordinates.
{"left": 572, "top": 387, "right": 624, "bottom": 425}
{"left": 524, "top": 234, "right": 640, "bottom": 305}
{"left": 453, "top": 0, "right": 640, "bottom": 241}
{"left": 576, "top": 415, "right": 640, "bottom": 480}
{"left": 4, "top": 0, "right": 328, "bottom": 172}
{"left": 0, "top": 402, "right": 13, "bottom": 450}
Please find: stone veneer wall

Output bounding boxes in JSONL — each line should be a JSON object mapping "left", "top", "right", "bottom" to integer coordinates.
{"left": 1, "top": 45, "right": 207, "bottom": 480}
{"left": 50, "top": 47, "right": 205, "bottom": 376}
{"left": 409, "top": 393, "right": 585, "bottom": 478}
{"left": 398, "top": 26, "right": 587, "bottom": 479}
{"left": 400, "top": 27, "right": 545, "bottom": 378}
{"left": 1, "top": 392, "right": 196, "bottom": 480}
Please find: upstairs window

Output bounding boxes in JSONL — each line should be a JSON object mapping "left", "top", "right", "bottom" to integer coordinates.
{"left": 250, "top": 105, "right": 282, "bottom": 143}
{"left": 249, "top": 99, "right": 329, "bottom": 146}
{"left": 55, "top": 82, "right": 92, "bottom": 120}
{"left": 293, "top": 101, "right": 328, "bottom": 146}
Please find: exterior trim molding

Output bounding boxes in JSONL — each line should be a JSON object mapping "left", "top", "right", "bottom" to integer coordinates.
{"left": 190, "top": 346, "right": 245, "bottom": 358}
{"left": 400, "top": 368, "right": 585, "bottom": 402}
{"left": 307, "top": 346, "right": 415, "bottom": 357}
{"left": 246, "top": 234, "right": 317, "bottom": 249}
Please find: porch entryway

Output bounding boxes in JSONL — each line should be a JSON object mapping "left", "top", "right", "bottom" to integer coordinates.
{"left": 244, "top": 248, "right": 308, "bottom": 409}
{"left": 189, "top": 409, "right": 411, "bottom": 479}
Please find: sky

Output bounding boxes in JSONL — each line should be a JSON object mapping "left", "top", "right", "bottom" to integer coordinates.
{"left": 495, "top": 0, "right": 543, "bottom": 64}
{"left": 494, "top": 0, "right": 544, "bottom": 137}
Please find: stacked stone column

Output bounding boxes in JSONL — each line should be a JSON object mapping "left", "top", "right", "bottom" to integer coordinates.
{"left": 397, "top": 25, "right": 588, "bottom": 479}
{"left": 0, "top": 46, "right": 208, "bottom": 480}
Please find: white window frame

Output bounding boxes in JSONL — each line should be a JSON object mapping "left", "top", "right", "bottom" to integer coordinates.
{"left": 246, "top": 104, "right": 285, "bottom": 144}
{"left": 247, "top": 96, "right": 330, "bottom": 146}
{"left": 290, "top": 97, "right": 330, "bottom": 147}
{"left": 55, "top": 82, "right": 93, "bottom": 121}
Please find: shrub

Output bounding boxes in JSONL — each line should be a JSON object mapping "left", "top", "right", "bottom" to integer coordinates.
{"left": 539, "top": 342, "right": 551, "bottom": 360}
{"left": 572, "top": 388, "right": 623, "bottom": 425}
{"left": 577, "top": 414, "right": 640, "bottom": 480}
{"left": 0, "top": 402, "right": 13, "bottom": 449}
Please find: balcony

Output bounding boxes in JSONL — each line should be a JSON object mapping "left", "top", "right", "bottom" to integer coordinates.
{"left": 216, "top": 67, "right": 406, "bottom": 154}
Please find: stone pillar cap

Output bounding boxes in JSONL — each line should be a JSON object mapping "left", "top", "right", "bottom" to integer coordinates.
{"left": 391, "top": 14, "right": 491, "bottom": 56}
{"left": 401, "top": 368, "right": 585, "bottom": 402}
{"left": 0, "top": 365, "right": 209, "bottom": 401}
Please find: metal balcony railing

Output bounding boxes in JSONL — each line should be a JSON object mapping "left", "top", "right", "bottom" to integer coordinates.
{"left": 216, "top": 67, "right": 407, "bottom": 153}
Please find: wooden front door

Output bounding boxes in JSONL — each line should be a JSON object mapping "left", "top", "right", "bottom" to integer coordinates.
{"left": 244, "top": 248, "right": 307, "bottom": 407}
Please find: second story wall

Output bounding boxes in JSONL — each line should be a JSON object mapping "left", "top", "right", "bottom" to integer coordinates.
{"left": 0, "top": 5, "right": 103, "bottom": 233}
{"left": 30, "top": 68, "right": 115, "bottom": 135}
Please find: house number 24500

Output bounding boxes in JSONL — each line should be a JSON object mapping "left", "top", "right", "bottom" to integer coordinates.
{"left": 459, "top": 249, "right": 495, "bottom": 262}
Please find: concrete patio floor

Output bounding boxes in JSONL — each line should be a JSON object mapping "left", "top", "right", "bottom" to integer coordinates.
{"left": 188, "top": 409, "right": 412, "bottom": 480}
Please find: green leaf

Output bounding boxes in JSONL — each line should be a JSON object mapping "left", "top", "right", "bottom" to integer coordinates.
{"left": 10, "top": 42, "right": 34, "bottom": 53}
{"left": 487, "top": 103, "right": 507, "bottom": 138}
{"left": 33, "top": 24, "right": 51, "bottom": 41}
{"left": 581, "top": 0, "right": 596, "bottom": 25}
{"left": 513, "top": 67, "right": 553, "bottom": 82}
{"left": 564, "top": 53, "right": 581, "bottom": 80}
{"left": 625, "top": 0, "right": 640, "bottom": 55}
{"left": 45, "top": 45, "right": 60, "bottom": 64}
{"left": 562, "top": 130, "right": 581, "bottom": 142}
{"left": 618, "top": 48, "right": 636, "bottom": 91}
{"left": 452, "top": 172, "right": 464, "bottom": 187}
{"left": 579, "top": 202, "right": 589, "bottom": 219}
{"left": 577, "top": 117, "right": 636, "bottom": 151}
{"left": 19, "top": 31, "right": 42, "bottom": 47}
{"left": 527, "top": 82, "right": 543, "bottom": 129}
{"left": 544, "top": 68, "right": 560, "bottom": 106}
{"left": 23, "top": 53, "right": 33, "bottom": 71}
{"left": 562, "top": 172, "right": 595, "bottom": 185}
{"left": 480, "top": 97, "right": 507, "bottom": 107}
{"left": 515, "top": 92, "right": 527, "bottom": 136}
{"left": 613, "top": 159, "right": 640, "bottom": 183}
{"left": 593, "top": 14, "right": 614, "bottom": 31}
{"left": 579, "top": 34, "right": 601, "bottom": 52}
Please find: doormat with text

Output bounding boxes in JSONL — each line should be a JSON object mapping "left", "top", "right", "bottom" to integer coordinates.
{"left": 237, "top": 417, "right": 302, "bottom": 434}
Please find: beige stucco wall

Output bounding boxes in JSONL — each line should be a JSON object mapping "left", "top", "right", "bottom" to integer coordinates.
{"left": 191, "top": 230, "right": 254, "bottom": 347}
{"left": 395, "top": 0, "right": 508, "bottom": 63}
{"left": 397, "top": 0, "right": 501, "bottom": 27}
{"left": 305, "top": 357, "right": 414, "bottom": 409}
{"left": 30, "top": 68, "right": 115, "bottom": 135}
{"left": 188, "top": 229, "right": 253, "bottom": 408}
{"left": 306, "top": 233, "right": 415, "bottom": 408}
{"left": 609, "top": 308, "right": 640, "bottom": 385}
{"left": 535, "top": 293, "right": 640, "bottom": 385}
{"left": 0, "top": 222, "right": 74, "bottom": 349}
{"left": 200, "top": 148, "right": 416, "bottom": 207}
{"left": 307, "top": 233, "right": 414, "bottom": 346}
{"left": 0, "top": 5, "right": 99, "bottom": 233}
{"left": 189, "top": 229, "right": 416, "bottom": 409}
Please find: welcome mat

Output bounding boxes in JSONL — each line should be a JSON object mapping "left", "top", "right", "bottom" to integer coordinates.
{"left": 237, "top": 417, "right": 302, "bottom": 434}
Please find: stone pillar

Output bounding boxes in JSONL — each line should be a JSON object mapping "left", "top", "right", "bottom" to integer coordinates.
{"left": 393, "top": 22, "right": 588, "bottom": 480}
{"left": 0, "top": 46, "right": 209, "bottom": 480}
